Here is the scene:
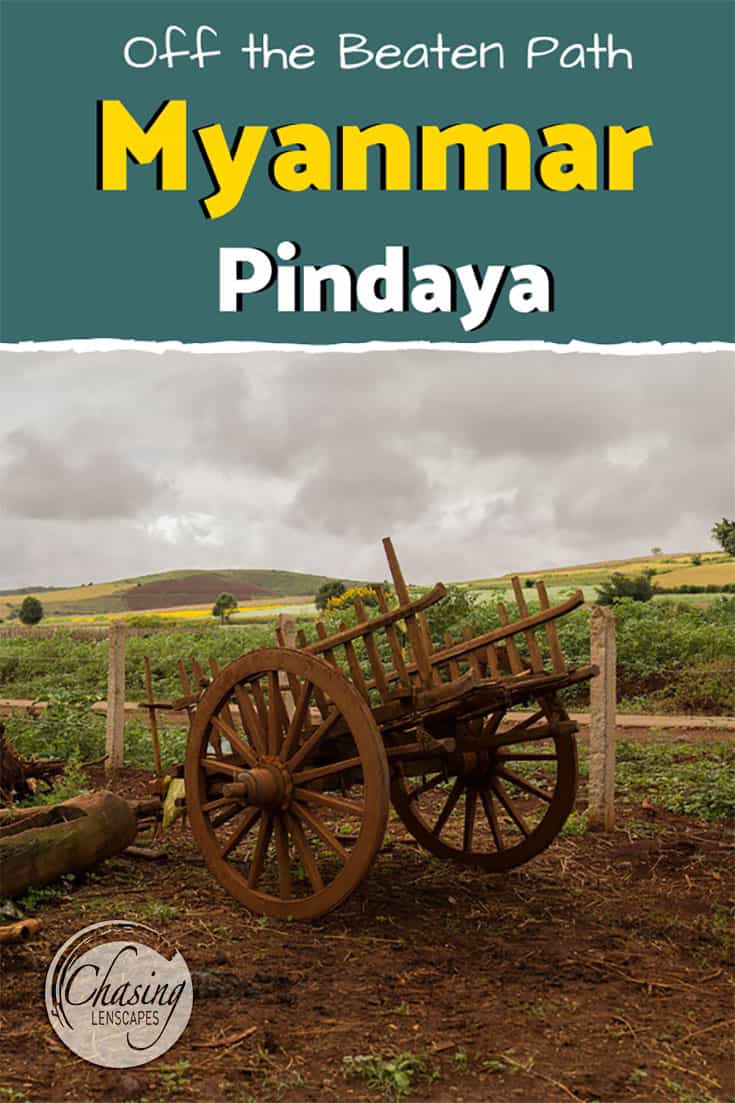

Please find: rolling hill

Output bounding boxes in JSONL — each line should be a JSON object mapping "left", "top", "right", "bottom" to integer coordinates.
{"left": 1, "top": 551, "right": 730, "bottom": 623}
{"left": 0, "top": 568, "right": 361, "bottom": 620}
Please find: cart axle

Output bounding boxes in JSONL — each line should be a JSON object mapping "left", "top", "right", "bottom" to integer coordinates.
{"left": 222, "top": 763, "right": 292, "bottom": 811}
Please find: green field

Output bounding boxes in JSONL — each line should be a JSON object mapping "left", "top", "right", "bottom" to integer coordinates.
{"left": 2, "top": 550, "right": 731, "bottom": 623}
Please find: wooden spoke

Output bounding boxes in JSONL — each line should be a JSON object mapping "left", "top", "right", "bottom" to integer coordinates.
{"left": 249, "top": 678, "right": 270, "bottom": 737}
{"left": 247, "top": 814, "right": 274, "bottom": 889}
{"left": 202, "top": 795, "right": 239, "bottom": 815}
{"left": 490, "top": 727, "right": 559, "bottom": 751}
{"left": 200, "top": 757, "right": 245, "bottom": 777}
{"left": 280, "top": 680, "right": 313, "bottom": 762}
{"left": 407, "top": 773, "right": 445, "bottom": 802}
{"left": 479, "top": 788, "right": 504, "bottom": 851}
{"left": 291, "top": 802, "right": 348, "bottom": 864}
{"left": 293, "top": 787, "right": 365, "bottom": 818}
{"left": 210, "top": 802, "right": 249, "bottom": 829}
{"left": 292, "top": 755, "right": 362, "bottom": 787}
{"left": 496, "top": 752, "right": 558, "bottom": 762}
{"left": 267, "top": 672, "right": 283, "bottom": 755}
{"left": 286, "top": 708, "right": 340, "bottom": 772}
{"left": 463, "top": 787, "right": 478, "bottom": 851}
{"left": 210, "top": 712, "right": 258, "bottom": 768}
{"left": 234, "top": 684, "right": 266, "bottom": 757}
{"left": 432, "top": 778, "right": 464, "bottom": 837}
{"left": 495, "top": 767, "right": 554, "bottom": 803}
{"left": 481, "top": 709, "right": 505, "bottom": 739}
{"left": 506, "top": 710, "right": 546, "bottom": 734}
{"left": 491, "top": 778, "right": 530, "bottom": 837}
{"left": 221, "top": 807, "right": 261, "bottom": 858}
{"left": 287, "top": 812, "right": 325, "bottom": 893}
{"left": 273, "top": 814, "right": 292, "bottom": 899}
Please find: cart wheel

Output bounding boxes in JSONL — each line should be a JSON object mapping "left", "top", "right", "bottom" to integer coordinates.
{"left": 390, "top": 698, "right": 577, "bottom": 872}
{"left": 185, "top": 648, "right": 389, "bottom": 919}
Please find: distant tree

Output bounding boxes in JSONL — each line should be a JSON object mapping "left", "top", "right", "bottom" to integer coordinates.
{"left": 212, "top": 592, "right": 237, "bottom": 624}
{"left": 596, "top": 572, "right": 654, "bottom": 605}
{"left": 711, "top": 518, "right": 735, "bottom": 557}
{"left": 650, "top": 547, "right": 662, "bottom": 556}
{"left": 19, "top": 596, "right": 44, "bottom": 625}
{"left": 315, "top": 580, "right": 345, "bottom": 611}
{"left": 691, "top": 553, "right": 702, "bottom": 566}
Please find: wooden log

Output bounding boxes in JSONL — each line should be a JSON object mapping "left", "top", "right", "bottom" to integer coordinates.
{"left": 0, "top": 918, "right": 43, "bottom": 945}
{"left": 0, "top": 790, "right": 138, "bottom": 899}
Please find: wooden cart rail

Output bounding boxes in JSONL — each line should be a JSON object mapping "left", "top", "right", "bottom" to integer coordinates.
{"left": 277, "top": 538, "right": 586, "bottom": 712}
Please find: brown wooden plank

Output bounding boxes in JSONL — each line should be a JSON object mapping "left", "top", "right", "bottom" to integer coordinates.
{"left": 511, "top": 577, "right": 544, "bottom": 672}
{"left": 298, "top": 629, "right": 329, "bottom": 718}
{"left": 353, "top": 595, "right": 390, "bottom": 701}
{"left": 382, "top": 537, "right": 433, "bottom": 688}
{"left": 143, "top": 656, "right": 162, "bottom": 777}
{"left": 342, "top": 637, "right": 370, "bottom": 701}
{"left": 536, "top": 580, "right": 566, "bottom": 673}
{"left": 462, "top": 626, "right": 483, "bottom": 677}
{"left": 485, "top": 642, "right": 502, "bottom": 678}
{"left": 315, "top": 621, "right": 340, "bottom": 669}
{"left": 496, "top": 603, "right": 524, "bottom": 674}
{"left": 191, "top": 657, "right": 207, "bottom": 689}
{"left": 177, "top": 660, "right": 195, "bottom": 726}
{"left": 374, "top": 585, "right": 410, "bottom": 688}
{"left": 443, "top": 631, "right": 461, "bottom": 680}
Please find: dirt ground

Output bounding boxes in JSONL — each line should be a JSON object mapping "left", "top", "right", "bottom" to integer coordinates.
{"left": 1, "top": 729, "right": 733, "bottom": 1103}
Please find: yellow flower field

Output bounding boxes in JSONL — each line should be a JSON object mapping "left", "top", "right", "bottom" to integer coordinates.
{"left": 651, "top": 561, "right": 735, "bottom": 588}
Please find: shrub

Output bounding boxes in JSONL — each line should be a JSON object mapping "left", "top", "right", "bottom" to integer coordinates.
{"left": 315, "top": 579, "right": 345, "bottom": 611}
{"left": 711, "top": 518, "right": 735, "bottom": 557}
{"left": 19, "top": 596, "right": 43, "bottom": 625}
{"left": 596, "top": 572, "right": 654, "bottom": 604}
{"left": 212, "top": 592, "right": 237, "bottom": 624}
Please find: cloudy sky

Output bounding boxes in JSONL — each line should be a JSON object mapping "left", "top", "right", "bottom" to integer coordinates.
{"left": 0, "top": 350, "right": 732, "bottom": 589}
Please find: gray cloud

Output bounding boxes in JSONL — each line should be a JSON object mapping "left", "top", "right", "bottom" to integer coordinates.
{"left": 0, "top": 429, "right": 170, "bottom": 521}
{"left": 0, "top": 349, "right": 732, "bottom": 587}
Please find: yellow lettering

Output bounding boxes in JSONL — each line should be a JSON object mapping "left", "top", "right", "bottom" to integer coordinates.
{"left": 271, "top": 124, "right": 332, "bottom": 191}
{"left": 195, "top": 125, "right": 268, "bottom": 219}
{"left": 98, "top": 100, "right": 187, "bottom": 190}
{"left": 339, "top": 124, "right": 411, "bottom": 190}
{"left": 420, "top": 124, "right": 531, "bottom": 190}
{"left": 605, "top": 125, "right": 654, "bottom": 189}
{"left": 538, "top": 124, "right": 598, "bottom": 190}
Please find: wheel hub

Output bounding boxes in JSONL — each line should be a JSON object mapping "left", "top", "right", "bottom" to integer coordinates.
{"left": 222, "top": 759, "right": 293, "bottom": 811}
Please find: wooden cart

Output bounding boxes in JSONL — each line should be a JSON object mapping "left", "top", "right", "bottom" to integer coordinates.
{"left": 184, "top": 539, "right": 595, "bottom": 919}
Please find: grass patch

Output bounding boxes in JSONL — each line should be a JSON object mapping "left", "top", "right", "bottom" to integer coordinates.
{"left": 17, "top": 881, "right": 67, "bottom": 913}
{"left": 343, "top": 1053, "right": 434, "bottom": 1098}
{"left": 135, "top": 901, "right": 179, "bottom": 922}
{"left": 158, "top": 1061, "right": 192, "bottom": 1096}
{"left": 561, "top": 811, "right": 589, "bottom": 836}
{"left": 616, "top": 741, "right": 735, "bottom": 820}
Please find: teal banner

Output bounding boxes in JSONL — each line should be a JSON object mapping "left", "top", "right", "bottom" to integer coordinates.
{"left": 1, "top": 0, "right": 732, "bottom": 343}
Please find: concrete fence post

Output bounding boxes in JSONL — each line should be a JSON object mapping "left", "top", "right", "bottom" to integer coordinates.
{"left": 588, "top": 605, "right": 617, "bottom": 830}
{"left": 277, "top": 613, "right": 297, "bottom": 649}
{"left": 105, "top": 623, "right": 126, "bottom": 775}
